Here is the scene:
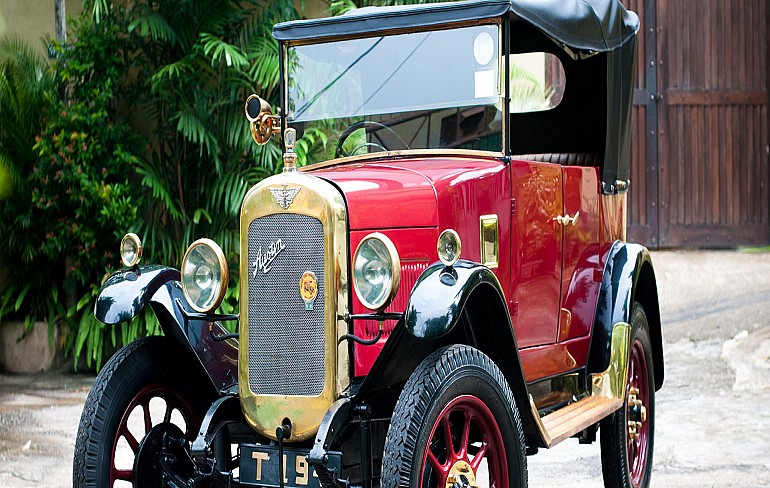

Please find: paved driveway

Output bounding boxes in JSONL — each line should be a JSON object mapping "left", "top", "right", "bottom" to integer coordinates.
{"left": 1, "top": 250, "right": 769, "bottom": 487}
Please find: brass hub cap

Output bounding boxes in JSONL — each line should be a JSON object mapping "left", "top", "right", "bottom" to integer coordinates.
{"left": 445, "top": 460, "right": 478, "bottom": 488}
{"left": 627, "top": 386, "right": 647, "bottom": 440}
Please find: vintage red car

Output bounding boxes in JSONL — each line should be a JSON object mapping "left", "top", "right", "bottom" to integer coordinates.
{"left": 74, "top": 1, "right": 664, "bottom": 487}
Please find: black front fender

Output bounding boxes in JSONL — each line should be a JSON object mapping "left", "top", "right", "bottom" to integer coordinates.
{"left": 95, "top": 265, "right": 180, "bottom": 324}
{"left": 405, "top": 260, "right": 506, "bottom": 339}
{"left": 94, "top": 265, "right": 238, "bottom": 392}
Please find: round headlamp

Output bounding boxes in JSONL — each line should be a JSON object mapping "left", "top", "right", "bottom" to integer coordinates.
{"left": 181, "top": 239, "right": 228, "bottom": 313}
{"left": 120, "top": 233, "right": 142, "bottom": 268}
{"left": 437, "top": 229, "right": 462, "bottom": 267}
{"left": 353, "top": 233, "right": 401, "bottom": 311}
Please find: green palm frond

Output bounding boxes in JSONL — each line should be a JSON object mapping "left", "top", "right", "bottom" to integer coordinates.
{"left": 173, "top": 105, "right": 221, "bottom": 164}
{"left": 129, "top": 10, "right": 178, "bottom": 45}
{"left": 199, "top": 33, "right": 249, "bottom": 69}
{"left": 89, "top": 0, "right": 111, "bottom": 23}
{"left": 150, "top": 59, "right": 192, "bottom": 90}
{"left": 135, "top": 158, "right": 183, "bottom": 222}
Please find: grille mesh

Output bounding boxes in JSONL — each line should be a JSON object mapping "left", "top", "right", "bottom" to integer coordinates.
{"left": 247, "top": 214, "right": 325, "bottom": 396}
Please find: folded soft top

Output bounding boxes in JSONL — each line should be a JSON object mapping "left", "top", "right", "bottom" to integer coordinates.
{"left": 273, "top": 0, "right": 639, "bottom": 53}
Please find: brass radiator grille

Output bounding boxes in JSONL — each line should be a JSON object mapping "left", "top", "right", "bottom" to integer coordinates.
{"left": 247, "top": 213, "right": 325, "bottom": 396}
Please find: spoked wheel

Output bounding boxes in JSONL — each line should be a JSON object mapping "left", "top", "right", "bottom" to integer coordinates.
{"left": 382, "top": 345, "right": 527, "bottom": 488}
{"left": 601, "top": 303, "right": 655, "bottom": 488}
{"left": 73, "top": 337, "right": 214, "bottom": 488}
{"left": 421, "top": 396, "right": 508, "bottom": 488}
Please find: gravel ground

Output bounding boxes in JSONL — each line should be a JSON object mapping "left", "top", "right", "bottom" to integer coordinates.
{"left": 1, "top": 249, "right": 769, "bottom": 487}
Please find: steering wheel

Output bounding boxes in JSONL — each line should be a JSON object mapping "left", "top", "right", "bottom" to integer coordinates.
{"left": 335, "top": 120, "right": 410, "bottom": 158}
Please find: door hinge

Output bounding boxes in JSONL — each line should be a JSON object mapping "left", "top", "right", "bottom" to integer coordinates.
{"left": 511, "top": 198, "right": 516, "bottom": 216}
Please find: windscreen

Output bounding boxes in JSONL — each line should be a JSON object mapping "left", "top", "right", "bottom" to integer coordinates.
{"left": 286, "top": 24, "right": 502, "bottom": 161}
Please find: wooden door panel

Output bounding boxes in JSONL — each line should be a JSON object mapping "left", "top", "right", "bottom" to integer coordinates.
{"left": 657, "top": 0, "right": 769, "bottom": 247}
{"left": 624, "top": 0, "right": 660, "bottom": 247}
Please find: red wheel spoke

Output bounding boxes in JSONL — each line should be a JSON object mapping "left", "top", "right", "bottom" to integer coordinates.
{"left": 124, "top": 430, "right": 140, "bottom": 453}
{"left": 142, "top": 400, "right": 153, "bottom": 434}
{"left": 470, "top": 439, "right": 488, "bottom": 471}
{"left": 419, "top": 393, "right": 509, "bottom": 488}
{"left": 163, "top": 404, "right": 173, "bottom": 424}
{"left": 114, "top": 468, "right": 133, "bottom": 481}
{"left": 442, "top": 416, "right": 456, "bottom": 459}
{"left": 459, "top": 411, "right": 471, "bottom": 457}
{"left": 427, "top": 449, "right": 446, "bottom": 473}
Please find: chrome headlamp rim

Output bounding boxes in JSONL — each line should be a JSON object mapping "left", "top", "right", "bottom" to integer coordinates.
{"left": 437, "top": 228, "right": 462, "bottom": 267}
{"left": 181, "top": 238, "right": 229, "bottom": 314}
{"left": 353, "top": 232, "right": 401, "bottom": 312}
{"left": 120, "top": 233, "right": 142, "bottom": 268}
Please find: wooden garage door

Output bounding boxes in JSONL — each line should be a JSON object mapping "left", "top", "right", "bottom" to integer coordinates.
{"left": 627, "top": 0, "right": 769, "bottom": 248}
{"left": 625, "top": 0, "right": 660, "bottom": 246}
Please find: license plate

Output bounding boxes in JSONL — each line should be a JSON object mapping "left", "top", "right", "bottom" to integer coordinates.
{"left": 239, "top": 444, "right": 342, "bottom": 488}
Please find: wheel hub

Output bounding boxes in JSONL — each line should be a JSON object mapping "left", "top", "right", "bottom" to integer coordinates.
{"left": 445, "top": 460, "right": 478, "bottom": 488}
{"left": 134, "top": 423, "right": 192, "bottom": 487}
{"left": 627, "top": 386, "right": 647, "bottom": 440}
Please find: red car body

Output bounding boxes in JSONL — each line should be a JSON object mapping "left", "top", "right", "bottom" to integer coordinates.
{"left": 316, "top": 156, "right": 622, "bottom": 381}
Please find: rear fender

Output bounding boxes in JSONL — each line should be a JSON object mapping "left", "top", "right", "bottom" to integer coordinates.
{"left": 588, "top": 242, "right": 664, "bottom": 389}
{"left": 94, "top": 265, "right": 238, "bottom": 392}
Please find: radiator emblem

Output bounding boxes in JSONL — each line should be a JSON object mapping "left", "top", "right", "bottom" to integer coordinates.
{"left": 270, "top": 184, "right": 301, "bottom": 210}
{"left": 299, "top": 271, "right": 318, "bottom": 310}
{"left": 252, "top": 238, "right": 285, "bottom": 276}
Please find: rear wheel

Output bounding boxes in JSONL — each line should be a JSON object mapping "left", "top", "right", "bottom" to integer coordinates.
{"left": 73, "top": 337, "right": 214, "bottom": 487}
{"left": 600, "top": 303, "right": 655, "bottom": 488}
{"left": 382, "top": 345, "right": 527, "bottom": 488}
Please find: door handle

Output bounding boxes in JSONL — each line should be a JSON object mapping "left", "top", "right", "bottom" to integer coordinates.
{"left": 553, "top": 211, "right": 579, "bottom": 226}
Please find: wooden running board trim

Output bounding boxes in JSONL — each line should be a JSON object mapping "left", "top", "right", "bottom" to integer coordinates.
{"left": 528, "top": 322, "right": 631, "bottom": 449}
{"left": 530, "top": 395, "right": 623, "bottom": 448}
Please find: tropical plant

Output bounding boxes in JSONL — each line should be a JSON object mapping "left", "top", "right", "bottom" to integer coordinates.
{"left": 0, "top": 35, "right": 58, "bottom": 331}
{"left": 112, "top": 0, "right": 300, "bottom": 267}
{"left": 53, "top": 0, "right": 303, "bottom": 366}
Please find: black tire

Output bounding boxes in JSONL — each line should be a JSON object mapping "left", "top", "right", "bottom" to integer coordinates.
{"left": 600, "top": 303, "right": 655, "bottom": 488}
{"left": 381, "top": 345, "right": 527, "bottom": 488}
{"left": 73, "top": 336, "right": 214, "bottom": 487}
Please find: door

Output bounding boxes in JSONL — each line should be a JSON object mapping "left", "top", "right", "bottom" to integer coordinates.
{"left": 625, "top": 0, "right": 660, "bottom": 247}
{"left": 558, "top": 167, "right": 601, "bottom": 342}
{"left": 626, "top": 0, "right": 769, "bottom": 248}
{"left": 656, "top": 0, "right": 769, "bottom": 246}
{"left": 510, "top": 161, "right": 562, "bottom": 348}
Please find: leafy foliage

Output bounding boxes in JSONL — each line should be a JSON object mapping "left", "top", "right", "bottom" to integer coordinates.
{"left": 0, "top": 36, "right": 58, "bottom": 330}
{"left": 112, "top": 0, "right": 300, "bottom": 267}
{"left": 24, "top": 11, "right": 147, "bottom": 368}
{"left": 58, "top": 0, "right": 303, "bottom": 362}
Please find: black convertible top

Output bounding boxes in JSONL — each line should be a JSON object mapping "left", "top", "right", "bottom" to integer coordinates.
{"left": 273, "top": 0, "right": 639, "bottom": 53}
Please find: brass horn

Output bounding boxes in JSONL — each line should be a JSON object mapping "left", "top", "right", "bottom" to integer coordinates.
{"left": 245, "top": 94, "right": 280, "bottom": 145}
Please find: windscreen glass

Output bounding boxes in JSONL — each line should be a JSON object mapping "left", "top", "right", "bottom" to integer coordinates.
{"left": 286, "top": 24, "right": 502, "bottom": 161}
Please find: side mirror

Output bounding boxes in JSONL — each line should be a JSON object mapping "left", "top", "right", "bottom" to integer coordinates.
{"left": 245, "top": 95, "right": 280, "bottom": 145}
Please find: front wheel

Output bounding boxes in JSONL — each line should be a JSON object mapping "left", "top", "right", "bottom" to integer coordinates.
{"left": 73, "top": 336, "right": 214, "bottom": 487}
{"left": 600, "top": 303, "right": 656, "bottom": 488}
{"left": 382, "top": 345, "right": 528, "bottom": 488}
